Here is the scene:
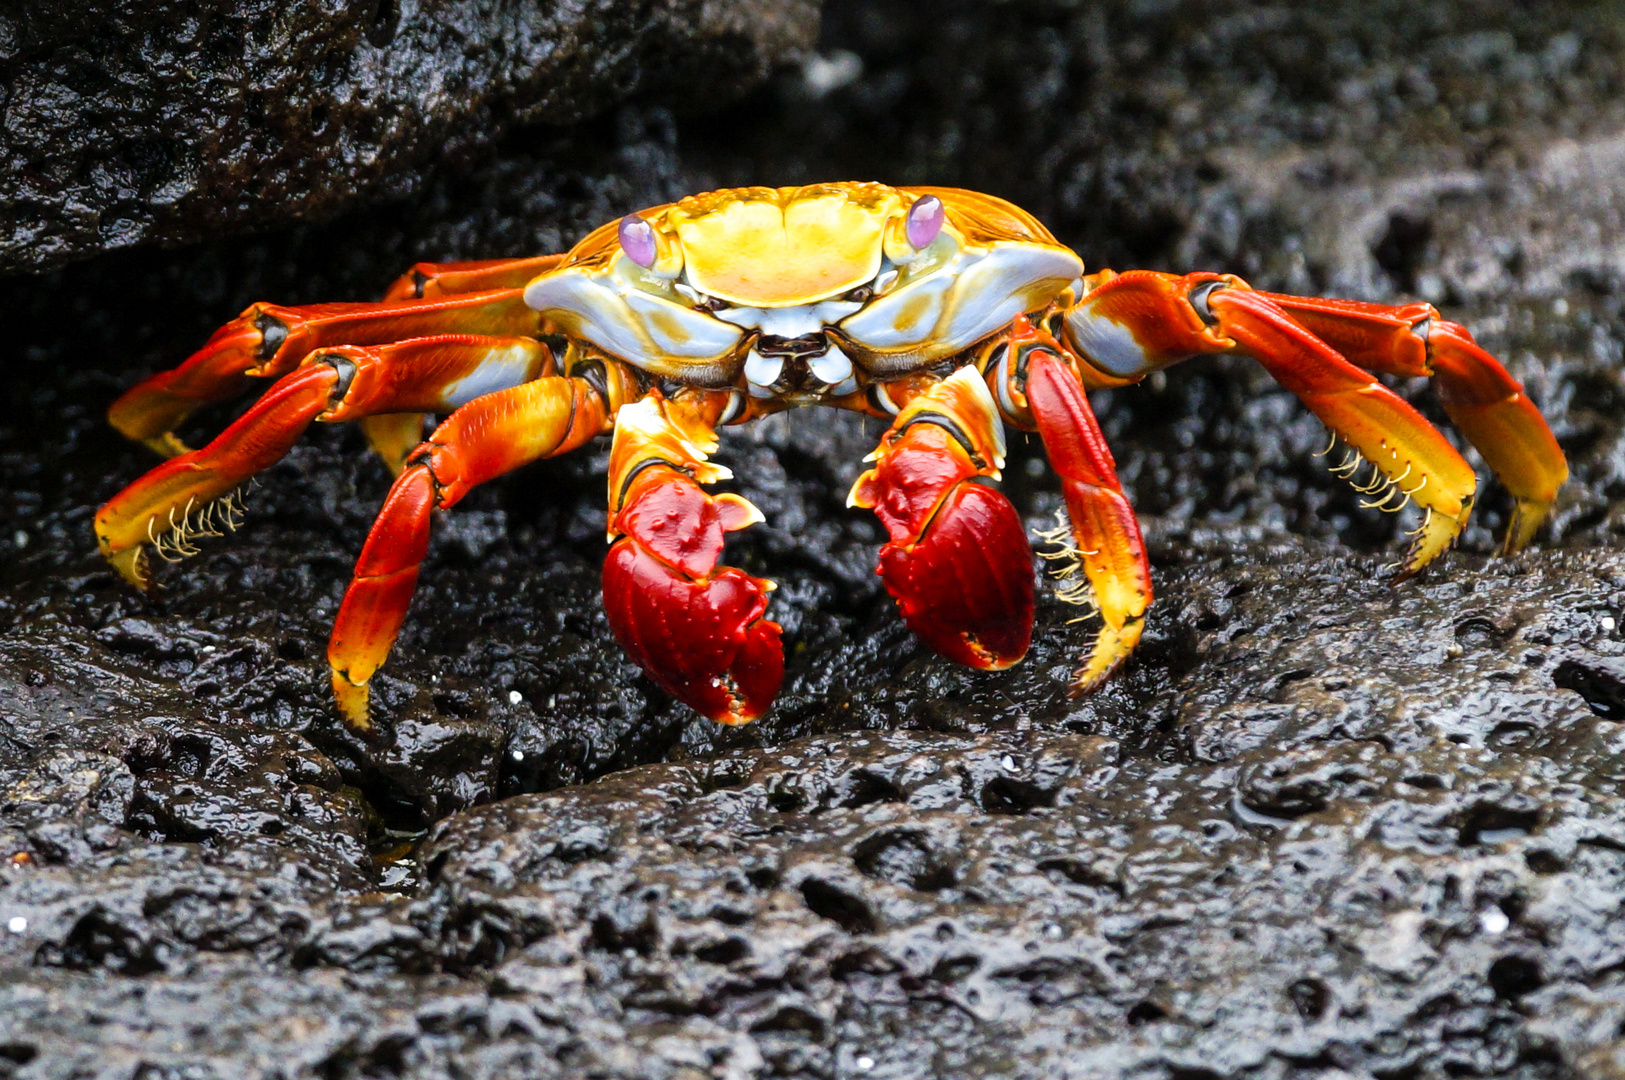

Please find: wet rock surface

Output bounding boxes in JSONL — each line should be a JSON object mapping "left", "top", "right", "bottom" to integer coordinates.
{"left": 4, "top": 0, "right": 1625, "bottom": 1076}
{"left": 0, "top": 0, "right": 816, "bottom": 272}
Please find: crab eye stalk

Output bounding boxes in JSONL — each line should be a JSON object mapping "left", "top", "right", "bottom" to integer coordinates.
{"left": 619, "top": 214, "right": 658, "bottom": 268}
{"left": 905, "top": 195, "right": 945, "bottom": 250}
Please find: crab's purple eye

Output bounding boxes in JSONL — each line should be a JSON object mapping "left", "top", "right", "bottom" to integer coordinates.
{"left": 619, "top": 214, "right": 657, "bottom": 268}
{"left": 905, "top": 195, "right": 944, "bottom": 250}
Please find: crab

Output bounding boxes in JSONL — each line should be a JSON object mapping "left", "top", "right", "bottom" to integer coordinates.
{"left": 94, "top": 183, "right": 1569, "bottom": 731}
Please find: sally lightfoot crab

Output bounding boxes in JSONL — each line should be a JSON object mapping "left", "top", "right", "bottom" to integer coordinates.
{"left": 95, "top": 184, "right": 1568, "bottom": 730}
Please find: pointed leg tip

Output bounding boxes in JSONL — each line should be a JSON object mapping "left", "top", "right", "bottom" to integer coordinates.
{"left": 1501, "top": 498, "right": 1552, "bottom": 555}
{"left": 331, "top": 672, "right": 374, "bottom": 733}
{"left": 1398, "top": 505, "right": 1472, "bottom": 581}
{"left": 105, "top": 545, "right": 153, "bottom": 592}
{"left": 1069, "top": 618, "right": 1143, "bottom": 695}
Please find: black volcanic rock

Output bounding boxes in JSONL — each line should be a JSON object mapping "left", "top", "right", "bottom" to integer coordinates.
{"left": 0, "top": 0, "right": 816, "bottom": 272}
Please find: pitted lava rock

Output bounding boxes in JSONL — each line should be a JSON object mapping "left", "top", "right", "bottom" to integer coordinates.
{"left": 4, "top": 0, "right": 1625, "bottom": 1076}
{"left": 0, "top": 0, "right": 816, "bottom": 272}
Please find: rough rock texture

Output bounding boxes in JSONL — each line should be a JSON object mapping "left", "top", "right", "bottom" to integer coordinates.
{"left": 0, "top": 0, "right": 817, "bottom": 272}
{"left": 4, "top": 0, "right": 1625, "bottom": 1076}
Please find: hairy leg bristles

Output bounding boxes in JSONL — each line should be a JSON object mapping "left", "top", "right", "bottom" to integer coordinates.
{"left": 1035, "top": 510, "right": 1100, "bottom": 620}
{"left": 146, "top": 489, "right": 246, "bottom": 563}
{"left": 1318, "top": 428, "right": 1458, "bottom": 577}
{"left": 1321, "top": 432, "right": 1429, "bottom": 515}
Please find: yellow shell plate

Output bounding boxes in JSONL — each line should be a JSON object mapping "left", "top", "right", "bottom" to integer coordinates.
{"left": 667, "top": 184, "right": 905, "bottom": 306}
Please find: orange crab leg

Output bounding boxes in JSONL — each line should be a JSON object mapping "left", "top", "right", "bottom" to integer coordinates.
{"left": 849, "top": 366, "right": 1035, "bottom": 671}
{"left": 1258, "top": 292, "right": 1568, "bottom": 551}
{"left": 369, "top": 255, "right": 567, "bottom": 466}
{"left": 382, "top": 254, "right": 566, "bottom": 301}
{"left": 95, "top": 336, "right": 554, "bottom": 592}
{"left": 107, "top": 288, "right": 541, "bottom": 456}
{"left": 601, "top": 394, "right": 783, "bottom": 725}
{"left": 1204, "top": 285, "right": 1479, "bottom": 575}
{"left": 986, "top": 316, "right": 1152, "bottom": 690}
{"left": 328, "top": 376, "right": 608, "bottom": 730}
{"left": 1067, "top": 272, "right": 1480, "bottom": 576}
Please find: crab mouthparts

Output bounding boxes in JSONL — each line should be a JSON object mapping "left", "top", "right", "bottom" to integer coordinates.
{"left": 745, "top": 334, "right": 856, "bottom": 398}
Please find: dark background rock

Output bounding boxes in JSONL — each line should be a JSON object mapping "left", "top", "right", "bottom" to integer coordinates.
{"left": 4, "top": 0, "right": 1625, "bottom": 1076}
{"left": 0, "top": 0, "right": 817, "bottom": 272}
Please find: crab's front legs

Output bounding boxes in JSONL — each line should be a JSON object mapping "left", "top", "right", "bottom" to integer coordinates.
{"left": 983, "top": 319, "right": 1153, "bottom": 689}
{"left": 849, "top": 366, "right": 1036, "bottom": 670}
{"left": 327, "top": 376, "right": 608, "bottom": 730}
{"left": 94, "top": 336, "right": 554, "bottom": 591}
{"left": 600, "top": 395, "right": 783, "bottom": 724}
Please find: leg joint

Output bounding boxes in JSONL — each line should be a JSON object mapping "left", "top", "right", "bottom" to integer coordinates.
{"left": 254, "top": 312, "right": 289, "bottom": 360}
{"left": 1187, "top": 279, "right": 1234, "bottom": 325}
{"left": 314, "top": 351, "right": 359, "bottom": 407}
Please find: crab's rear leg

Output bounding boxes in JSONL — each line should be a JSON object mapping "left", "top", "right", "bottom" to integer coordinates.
{"left": 328, "top": 375, "right": 609, "bottom": 730}
{"left": 1257, "top": 292, "right": 1568, "bottom": 552}
{"left": 849, "top": 366, "right": 1036, "bottom": 672}
{"left": 1067, "top": 272, "right": 1481, "bottom": 576}
{"left": 107, "top": 282, "right": 543, "bottom": 457}
{"left": 369, "top": 255, "right": 565, "bottom": 468}
{"left": 381, "top": 254, "right": 565, "bottom": 301}
{"left": 95, "top": 335, "right": 553, "bottom": 591}
{"left": 600, "top": 394, "right": 784, "bottom": 725}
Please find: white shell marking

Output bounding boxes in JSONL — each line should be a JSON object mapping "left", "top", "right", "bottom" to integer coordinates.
{"left": 744, "top": 349, "right": 784, "bottom": 388}
{"left": 1063, "top": 305, "right": 1156, "bottom": 377}
{"left": 840, "top": 242, "right": 1082, "bottom": 360}
{"left": 525, "top": 271, "right": 742, "bottom": 364}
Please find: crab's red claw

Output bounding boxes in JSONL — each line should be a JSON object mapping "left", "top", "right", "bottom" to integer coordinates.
{"left": 603, "top": 537, "right": 783, "bottom": 724}
{"left": 852, "top": 366, "right": 1035, "bottom": 669}
{"left": 874, "top": 479, "right": 1034, "bottom": 668}
{"left": 603, "top": 397, "right": 782, "bottom": 724}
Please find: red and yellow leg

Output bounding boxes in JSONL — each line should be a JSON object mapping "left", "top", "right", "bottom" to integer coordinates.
{"left": 107, "top": 287, "right": 542, "bottom": 457}
{"left": 366, "top": 257, "right": 565, "bottom": 465}
{"left": 327, "top": 376, "right": 608, "bottom": 730}
{"left": 381, "top": 254, "right": 565, "bottom": 301}
{"left": 600, "top": 393, "right": 782, "bottom": 725}
{"left": 984, "top": 317, "right": 1152, "bottom": 689}
{"left": 1257, "top": 292, "right": 1568, "bottom": 552}
{"left": 1065, "top": 272, "right": 1482, "bottom": 576}
{"left": 849, "top": 365, "right": 1035, "bottom": 672}
{"left": 94, "top": 335, "right": 553, "bottom": 591}
{"left": 366, "top": 255, "right": 565, "bottom": 465}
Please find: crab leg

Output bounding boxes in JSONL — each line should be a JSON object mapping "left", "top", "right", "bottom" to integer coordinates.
{"left": 328, "top": 376, "right": 608, "bottom": 730}
{"left": 601, "top": 394, "right": 783, "bottom": 725}
{"left": 107, "top": 288, "right": 542, "bottom": 457}
{"left": 95, "top": 336, "right": 554, "bottom": 592}
{"left": 1257, "top": 292, "right": 1568, "bottom": 552}
{"left": 366, "top": 259, "right": 569, "bottom": 463}
{"left": 983, "top": 317, "right": 1152, "bottom": 689}
{"left": 1067, "top": 272, "right": 1480, "bottom": 576}
{"left": 849, "top": 366, "right": 1035, "bottom": 671}
{"left": 381, "top": 254, "right": 566, "bottom": 301}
